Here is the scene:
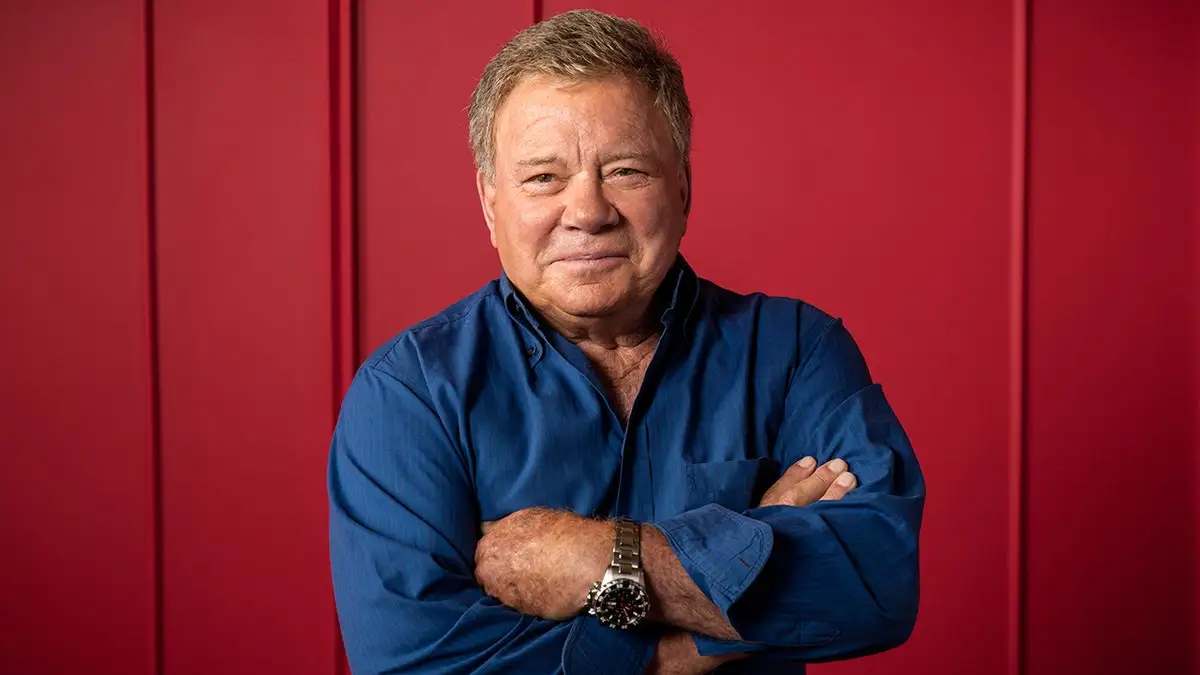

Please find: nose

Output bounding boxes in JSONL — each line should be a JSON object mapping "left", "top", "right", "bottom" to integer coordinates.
{"left": 560, "top": 174, "right": 618, "bottom": 232}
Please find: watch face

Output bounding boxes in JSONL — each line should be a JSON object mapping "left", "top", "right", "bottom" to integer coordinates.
{"left": 593, "top": 578, "right": 650, "bottom": 629}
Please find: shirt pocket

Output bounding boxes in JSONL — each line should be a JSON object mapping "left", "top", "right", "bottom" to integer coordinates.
{"left": 685, "top": 457, "right": 781, "bottom": 513}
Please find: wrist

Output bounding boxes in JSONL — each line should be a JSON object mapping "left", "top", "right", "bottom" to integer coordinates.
{"left": 587, "top": 517, "right": 651, "bottom": 629}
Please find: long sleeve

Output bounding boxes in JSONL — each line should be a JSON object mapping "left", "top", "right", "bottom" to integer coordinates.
{"left": 653, "top": 315, "right": 925, "bottom": 661}
{"left": 329, "top": 364, "right": 656, "bottom": 674}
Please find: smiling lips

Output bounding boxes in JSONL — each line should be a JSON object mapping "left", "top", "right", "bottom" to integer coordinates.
{"left": 558, "top": 252, "right": 624, "bottom": 262}
{"left": 553, "top": 253, "right": 625, "bottom": 273}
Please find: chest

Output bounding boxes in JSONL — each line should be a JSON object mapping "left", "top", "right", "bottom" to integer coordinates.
{"left": 586, "top": 348, "right": 654, "bottom": 423}
{"left": 463, "top": 339, "right": 791, "bottom": 523}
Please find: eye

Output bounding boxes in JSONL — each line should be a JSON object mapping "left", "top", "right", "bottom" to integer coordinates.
{"left": 520, "top": 172, "right": 562, "bottom": 195}
{"left": 610, "top": 168, "right": 641, "bottom": 178}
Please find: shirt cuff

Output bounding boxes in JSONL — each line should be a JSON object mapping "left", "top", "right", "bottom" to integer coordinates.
{"left": 689, "top": 633, "right": 772, "bottom": 658}
{"left": 651, "top": 503, "right": 774, "bottom": 623}
{"left": 561, "top": 615, "right": 657, "bottom": 675}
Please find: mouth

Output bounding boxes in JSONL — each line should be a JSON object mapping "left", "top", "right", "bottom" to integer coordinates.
{"left": 553, "top": 253, "right": 626, "bottom": 273}
{"left": 557, "top": 252, "right": 625, "bottom": 262}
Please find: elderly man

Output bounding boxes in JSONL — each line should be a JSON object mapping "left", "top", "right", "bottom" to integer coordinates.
{"left": 329, "top": 9, "right": 924, "bottom": 675}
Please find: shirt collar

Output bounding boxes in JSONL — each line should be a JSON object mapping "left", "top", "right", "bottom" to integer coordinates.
{"left": 500, "top": 254, "right": 700, "bottom": 338}
{"left": 657, "top": 255, "right": 699, "bottom": 333}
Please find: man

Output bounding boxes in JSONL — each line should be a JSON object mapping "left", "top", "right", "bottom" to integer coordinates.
{"left": 329, "top": 9, "right": 924, "bottom": 675}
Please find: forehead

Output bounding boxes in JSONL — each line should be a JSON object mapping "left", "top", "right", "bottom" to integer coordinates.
{"left": 493, "top": 75, "right": 671, "bottom": 159}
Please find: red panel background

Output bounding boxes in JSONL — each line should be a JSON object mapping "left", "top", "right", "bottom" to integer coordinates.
{"left": 1194, "top": 12, "right": 1200, "bottom": 673}
{"left": 2, "top": 2, "right": 1197, "bottom": 674}
{"left": 1026, "top": 2, "right": 1198, "bottom": 674}
{"left": 356, "top": 0, "right": 532, "bottom": 352}
{"left": 151, "top": 2, "right": 337, "bottom": 674}
{"left": 0, "top": 3, "right": 157, "bottom": 674}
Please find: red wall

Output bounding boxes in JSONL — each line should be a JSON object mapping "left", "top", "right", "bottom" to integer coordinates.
{"left": 2, "top": 3, "right": 156, "bottom": 674}
{"left": 1026, "top": 3, "right": 1198, "bottom": 674}
{"left": 151, "top": 2, "right": 338, "bottom": 674}
{"left": 2, "top": 2, "right": 1196, "bottom": 675}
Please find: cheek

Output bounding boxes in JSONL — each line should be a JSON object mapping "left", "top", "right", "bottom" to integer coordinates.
{"left": 614, "top": 190, "right": 683, "bottom": 241}
{"left": 497, "top": 198, "right": 559, "bottom": 251}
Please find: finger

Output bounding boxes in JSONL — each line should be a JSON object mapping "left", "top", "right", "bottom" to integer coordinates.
{"left": 480, "top": 520, "right": 497, "bottom": 536}
{"left": 758, "top": 456, "right": 816, "bottom": 506}
{"left": 819, "top": 471, "right": 857, "bottom": 501}
{"left": 784, "top": 458, "right": 849, "bottom": 507}
{"left": 781, "top": 456, "right": 818, "bottom": 483}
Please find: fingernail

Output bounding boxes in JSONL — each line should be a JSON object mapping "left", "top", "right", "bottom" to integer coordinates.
{"left": 798, "top": 456, "right": 816, "bottom": 469}
{"left": 836, "top": 472, "right": 856, "bottom": 487}
{"left": 827, "top": 459, "right": 848, "bottom": 473}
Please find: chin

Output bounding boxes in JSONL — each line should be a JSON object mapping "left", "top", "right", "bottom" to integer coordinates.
{"left": 552, "top": 286, "right": 629, "bottom": 318}
{"left": 555, "top": 297, "right": 623, "bottom": 318}
{"left": 541, "top": 270, "right": 632, "bottom": 315}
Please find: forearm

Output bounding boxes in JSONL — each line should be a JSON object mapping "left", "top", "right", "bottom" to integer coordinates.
{"left": 640, "top": 524, "right": 742, "bottom": 641}
{"left": 643, "top": 491, "right": 919, "bottom": 661}
{"left": 665, "top": 497, "right": 920, "bottom": 660}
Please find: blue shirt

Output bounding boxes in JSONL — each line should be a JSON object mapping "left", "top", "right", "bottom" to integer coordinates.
{"left": 329, "top": 258, "right": 924, "bottom": 674}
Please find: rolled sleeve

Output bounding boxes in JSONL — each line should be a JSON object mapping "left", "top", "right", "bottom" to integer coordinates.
{"left": 652, "top": 503, "right": 774, "bottom": 617}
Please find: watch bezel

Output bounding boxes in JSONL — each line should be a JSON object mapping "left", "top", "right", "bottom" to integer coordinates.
{"left": 587, "top": 577, "right": 650, "bottom": 629}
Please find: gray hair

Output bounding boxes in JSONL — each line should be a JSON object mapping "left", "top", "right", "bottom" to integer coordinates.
{"left": 468, "top": 9, "right": 692, "bottom": 180}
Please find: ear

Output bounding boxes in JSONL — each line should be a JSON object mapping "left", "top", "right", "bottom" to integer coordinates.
{"left": 476, "top": 168, "right": 499, "bottom": 249}
{"left": 680, "top": 163, "right": 692, "bottom": 231}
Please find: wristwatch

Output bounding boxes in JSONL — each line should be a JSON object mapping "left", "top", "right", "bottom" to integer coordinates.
{"left": 586, "top": 517, "right": 650, "bottom": 629}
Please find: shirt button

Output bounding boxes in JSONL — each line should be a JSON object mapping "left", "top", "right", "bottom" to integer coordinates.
{"left": 525, "top": 346, "right": 536, "bottom": 357}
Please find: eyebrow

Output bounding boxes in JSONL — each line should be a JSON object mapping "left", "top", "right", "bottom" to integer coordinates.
{"left": 603, "top": 150, "right": 657, "bottom": 165}
{"left": 511, "top": 150, "right": 659, "bottom": 171}
{"left": 514, "top": 156, "right": 561, "bottom": 169}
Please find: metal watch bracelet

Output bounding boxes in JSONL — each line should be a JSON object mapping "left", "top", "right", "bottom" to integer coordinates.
{"left": 610, "top": 517, "right": 641, "bottom": 576}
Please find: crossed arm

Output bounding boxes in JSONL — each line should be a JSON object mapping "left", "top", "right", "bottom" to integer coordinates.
{"left": 330, "top": 320, "right": 924, "bottom": 674}
{"left": 474, "top": 458, "right": 863, "bottom": 673}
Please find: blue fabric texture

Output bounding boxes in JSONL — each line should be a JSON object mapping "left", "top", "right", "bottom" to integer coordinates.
{"left": 329, "top": 258, "right": 925, "bottom": 674}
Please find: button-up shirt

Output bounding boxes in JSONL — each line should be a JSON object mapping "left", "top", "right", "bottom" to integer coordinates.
{"left": 329, "top": 258, "right": 925, "bottom": 674}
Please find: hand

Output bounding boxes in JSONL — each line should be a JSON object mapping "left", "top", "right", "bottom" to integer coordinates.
{"left": 757, "top": 456, "right": 857, "bottom": 508}
{"left": 645, "top": 631, "right": 745, "bottom": 675}
{"left": 475, "top": 507, "right": 610, "bottom": 620}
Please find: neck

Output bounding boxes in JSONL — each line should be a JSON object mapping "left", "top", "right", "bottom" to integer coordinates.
{"left": 539, "top": 298, "right": 661, "bottom": 350}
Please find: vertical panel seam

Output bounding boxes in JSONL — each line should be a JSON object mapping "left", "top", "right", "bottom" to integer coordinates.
{"left": 1009, "top": 1, "right": 1031, "bottom": 675}
{"left": 533, "top": 0, "right": 543, "bottom": 23}
{"left": 1193, "top": 8, "right": 1200, "bottom": 668}
{"left": 142, "top": 0, "right": 164, "bottom": 674}
{"left": 330, "top": 1, "right": 358, "bottom": 674}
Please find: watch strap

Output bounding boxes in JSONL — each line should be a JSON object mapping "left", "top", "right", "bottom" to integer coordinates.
{"left": 610, "top": 517, "right": 642, "bottom": 579}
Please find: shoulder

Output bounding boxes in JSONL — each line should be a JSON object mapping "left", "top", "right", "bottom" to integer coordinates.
{"left": 694, "top": 276, "right": 871, "bottom": 387}
{"left": 360, "top": 279, "right": 509, "bottom": 384}
{"left": 695, "top": 276, "right": 840, "bottom": 350}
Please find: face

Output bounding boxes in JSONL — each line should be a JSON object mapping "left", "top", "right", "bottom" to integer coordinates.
{"left": 477, "top": 75, "right": 689, "bottom": 321}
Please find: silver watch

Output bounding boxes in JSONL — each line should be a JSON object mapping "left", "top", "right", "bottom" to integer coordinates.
{"left": 586, "top": 517, "right": 650, "bottom": 629}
